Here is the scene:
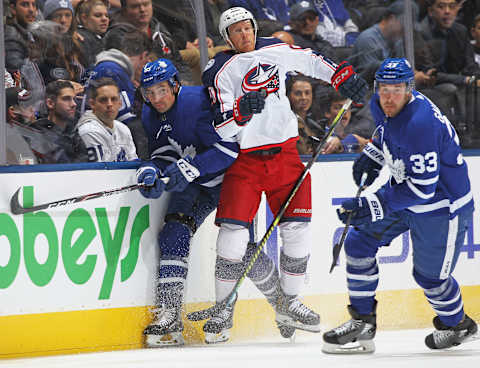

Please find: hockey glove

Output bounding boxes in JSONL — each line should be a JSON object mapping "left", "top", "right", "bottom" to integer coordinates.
{"left": 136, "top": 162, "right": 166, "bottom": 199}
{"left": 164, "top": 156, "right": 201, "bottom": 192}
{"left": 331, "top": 61, "right": 368, "bottom": 103}
{"left": 337, "top": 192, "right": 386, "bottom": 226}
{"left": 233, "top": 90, "right": 267, "bottom": 125}
{"left": 352, "top": 142, "right": 385, "bottom": 187}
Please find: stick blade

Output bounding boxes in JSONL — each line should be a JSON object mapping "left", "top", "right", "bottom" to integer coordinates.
{"left": 10, "top": 188, "right": 25, "bottom": 215}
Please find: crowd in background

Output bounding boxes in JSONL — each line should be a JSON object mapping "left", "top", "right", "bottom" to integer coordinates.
{"left": 3, "top": 0, "right": 480, "bottom": 165}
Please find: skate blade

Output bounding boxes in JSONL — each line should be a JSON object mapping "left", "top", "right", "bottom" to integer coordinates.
{"left": 204, "top": 330, "right": 230, "bottom": 344}
{"left": 322, "top": 340, "right": 375, "bottom": 354}
{"left": 145, "top": 332, "right": 185, "bottom": 348}
{"left": 275, "top": 317, "right": 321, "bottom": 333}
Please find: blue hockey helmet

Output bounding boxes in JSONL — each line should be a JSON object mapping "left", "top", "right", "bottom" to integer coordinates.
{"left": 140, "top": 58, "right": 179, "bottom": 102}
{"left": 141, "top": 59, "right": 178, "bottom": 89}
{"left": 375, "top": 58, "right": 415, "bottom": 92}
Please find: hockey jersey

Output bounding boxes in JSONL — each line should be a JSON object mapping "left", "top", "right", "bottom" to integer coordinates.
{"left": 142, "top": 85, "right": 238, "bottom": 188}
{"left": 370, "top": 90, "right": 474, "bottom": 218}
{"left": 77, "top": 110, "right": 138, "bottom": 162}
{"left": 202, "top": 37, "right": 337, "bottom": 151}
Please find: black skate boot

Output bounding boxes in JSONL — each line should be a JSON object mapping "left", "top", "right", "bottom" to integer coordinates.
{"left": 425, "top": 314, "right": 478, "bottom": 350}
{"left": 275, "top": 290, "right": 321, "bottom": 338}
{"left": 203, "top": 294, "right": 237, "bottom": 344}
{"left": 322, "top": 302, "right": 377, "bottom": 354}
{"left": 144, "top": 305, "right": 184, "bottom": 347}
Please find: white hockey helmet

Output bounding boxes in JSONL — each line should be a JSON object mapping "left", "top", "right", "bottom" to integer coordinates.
{"left": 219, "top": 7, "right": 257, "bottom": 50}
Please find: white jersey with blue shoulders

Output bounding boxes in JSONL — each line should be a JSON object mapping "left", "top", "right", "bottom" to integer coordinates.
{"left": 370, "top": 90, "right": 474, "bottom": 218}
{"left": 202, "top": 37, "right": 337, "bottom": 151}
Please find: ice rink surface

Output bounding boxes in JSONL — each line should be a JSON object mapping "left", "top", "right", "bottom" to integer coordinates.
{"left": 3, "top": 329, "right": 479, "bottom": 368}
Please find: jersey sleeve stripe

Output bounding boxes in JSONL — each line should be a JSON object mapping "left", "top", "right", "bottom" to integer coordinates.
{"left": 151, "top": 155, "right": 177, "bottom": 163}
{"left": 213, "top": 142, "right": 239, "bottom": 159}
{"left": 410, "top": 175, "right": 439, "bottom": 185}
{"left": 406, "top": 179, "right": 435, "bottom": 199}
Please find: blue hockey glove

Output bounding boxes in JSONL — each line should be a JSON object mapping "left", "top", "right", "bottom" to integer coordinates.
{"left": 233, "top": 90, "right": 267, "bottom": 125}
{"left": 331, "top": 61, "right": 368, "bottom": 103}
{"left": 136, "top": 162, "right": 166, "bottom": 199}
{"left": 352, "top": 142, "right": 385, "bottom": 187}
{"left": 337, "top": 193, "right": 386, "bottom": 226}
{"left": 163, "top": 156, "right": 201, "bottom": 192}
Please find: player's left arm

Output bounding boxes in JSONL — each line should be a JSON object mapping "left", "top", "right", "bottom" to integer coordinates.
{"left": 283, "top": 45, "right": 367, "bottom": 103}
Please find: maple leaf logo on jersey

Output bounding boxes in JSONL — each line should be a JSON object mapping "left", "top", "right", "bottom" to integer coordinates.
{"left": 242, "top": 62, "right": 280, "bottom": 98}
{"left": 168, "top": 137, "right": 197, "bottom": 159}
{"left": 383, "top": 142, "right": 406, "bottom": 184}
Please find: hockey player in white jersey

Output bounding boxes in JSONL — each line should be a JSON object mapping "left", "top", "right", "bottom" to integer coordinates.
{"left": 323, "top": 58, "right": 478, "bottom": 354}
{"left": 77, "top": 78, "right": 138, "bottom": 162}
{"left": 199, "top": 7, "right": 368, "bottom": 342}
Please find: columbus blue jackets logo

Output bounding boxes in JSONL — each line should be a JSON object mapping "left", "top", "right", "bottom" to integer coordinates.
{"left": 242, "top": 62, "right": 280, "bottom": 98}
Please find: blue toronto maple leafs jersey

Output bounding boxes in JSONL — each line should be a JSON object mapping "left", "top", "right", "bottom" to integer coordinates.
{"left": 142, "top": 86, "right": 239, "bottom": 187}
{"left": 370, "top": 90, "right": 474, "bottom": 218}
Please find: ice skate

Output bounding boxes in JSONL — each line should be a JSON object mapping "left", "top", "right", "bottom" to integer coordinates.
{"left": 144, "top": 306, "right": 184, "bottom": 347}
{"left": 322, "top": 303, "right": 376, "bottom": 354}
{"left": 203, "top": 294, "right": 237, "bottom": 344}
{"left": 275, "top": 291, "right": 320, "bottom": 336}
{"left": 425, "top": 314, "right": 479, "bottom": 350}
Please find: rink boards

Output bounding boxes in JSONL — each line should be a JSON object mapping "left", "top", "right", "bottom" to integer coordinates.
{"left": 0, "top": 157, "right": 479, "bottom": 358}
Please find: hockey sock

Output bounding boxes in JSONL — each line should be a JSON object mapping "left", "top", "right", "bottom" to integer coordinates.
{"left": 345, "top": 254, "right": 379, "bottom": 315}
{"left": 245, "top": 242, "right": 280, "bottom": 306}
{"left": 414, "top": 269, "right": 464, "bottom": 327}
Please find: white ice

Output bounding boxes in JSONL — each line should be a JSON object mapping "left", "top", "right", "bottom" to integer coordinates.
{"left": 2, "top": 329, "right": 479, "bottom": 368}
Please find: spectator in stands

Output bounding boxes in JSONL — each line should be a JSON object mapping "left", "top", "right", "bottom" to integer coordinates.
{"left": 349, "top": 0, "right": 406, "bottom": 86}
{"left": 5, "top": 0, "right": 38, "bottom": 71}
{"left": 320, "top": 90, "right": 369, "bottom": 154}
{"left": 87, "top": 23, "right": 150, "bottom": 158}
{"left": 77, "top": 78, "right": 138, "bottom": 162}
{"left": 472, "top": 14, "right": 480, "bottom": 66}
{"left": 230, "top": 0, "right": 290, "bottom": 25}
{"left": 111, "top": 0, "right": 195, "bottom": 84}
{"left": 5, "top": 86, "right": 39, "bottom": 165}
{"left": 286, "top": 75, "right": 325, "bottom": 155}
{"left": 343, "top": 0, "right": 394, "bottom": 31}
{"left": 153, "top": 0, "right": 229, "bottom": 51}
{"left": 288, "top": 1, "right": 337, "bottom": 60}
{"left": 290, "top": 0, "right": 359, "bottom": 47}
{"left": 418, "top": 0, "right": 480, "bottom": 142}
{"left": 34, "top": 80, "right": 89, "bottom": 163}
{"left": 39, "top": 0, "right": 87, "bottom": 83}
{"left": 89, "top": 24, "right": 150, "bottom": 123}
{"left": 75, "top": 0, "right": 109, "bottom": 68}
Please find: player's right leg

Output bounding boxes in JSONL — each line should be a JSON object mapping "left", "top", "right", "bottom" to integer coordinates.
{"left": 203, "top": 223, "right": 249, "bottom": 344}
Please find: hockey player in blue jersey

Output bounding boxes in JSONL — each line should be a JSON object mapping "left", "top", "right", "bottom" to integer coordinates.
{"left": 136, "top": 58, "right": 239, "bottom": 347}
{"left": 322, "top": 58, "right": 478, "bottom": 354}
{"left": 136, "top": 58, "right": 284, "bottom": 347}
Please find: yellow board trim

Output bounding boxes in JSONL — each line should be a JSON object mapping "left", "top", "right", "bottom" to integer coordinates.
{"left": 1, "top": 285, "right": 479, "bottom": 359}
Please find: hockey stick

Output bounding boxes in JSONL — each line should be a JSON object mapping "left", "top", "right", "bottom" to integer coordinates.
{"left": 10, "top": 178, "right": 169, "bottom": 215}
{"left": 329, "top": 172, "right": 368, "bottom": 273}
{"left": 187, "top": 99, "right": 353, "bottom": 321}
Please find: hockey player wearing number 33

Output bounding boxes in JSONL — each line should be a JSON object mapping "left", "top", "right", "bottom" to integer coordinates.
{"left": 199, "top": 7, "right": 368, "bottom": 343}
{"left": 323, "top": 58, "right": 478, "bottom": 354}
